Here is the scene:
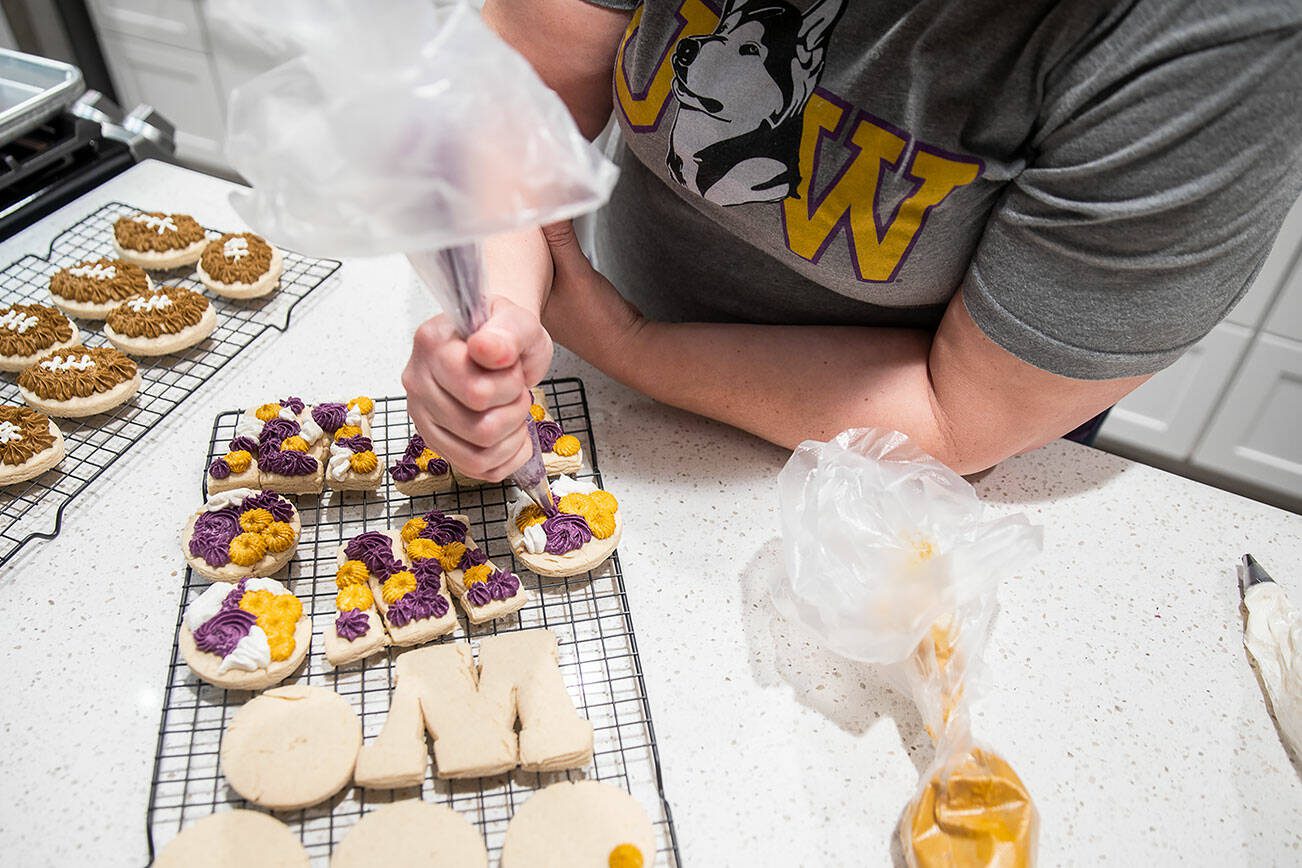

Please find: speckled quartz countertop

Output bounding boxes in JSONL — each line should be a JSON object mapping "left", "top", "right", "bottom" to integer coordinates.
{"left": 0, "top": 161, "right": 1299, "bottom": 866}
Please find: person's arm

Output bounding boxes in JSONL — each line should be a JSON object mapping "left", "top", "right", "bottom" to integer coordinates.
{"left": 537, "top": 222, "right": 1149, "bottom": 475}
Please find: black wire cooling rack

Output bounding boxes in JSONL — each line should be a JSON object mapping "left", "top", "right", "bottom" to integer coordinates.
{"left": 0, "top": 201, "right": 341, "bottom": 568}
{"left": 147, "top": 378, "right": 681, "bottom": 865}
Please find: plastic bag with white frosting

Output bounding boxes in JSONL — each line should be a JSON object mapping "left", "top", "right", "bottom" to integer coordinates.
{"left": 771, "top": 428, "right": 1043, "bottom": 867}
{"left": 217, "top": 0, "right": 617, "bottom": 258}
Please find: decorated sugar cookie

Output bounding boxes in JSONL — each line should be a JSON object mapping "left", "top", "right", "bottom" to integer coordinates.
{"left": 506, "top": 475, "right": 622, "bottom": 578}
{"left": 197, "top": 232, "right": 284, "bottom": 299}
{"left": 337, "top": 530, "right": 457, "bottom": 651}
{"left": 402, "top": 510, "right": 528, "bottom": 624}
{"left": 528, "top": 387, "right": 583, "bottom": 477}
{"left": 48, "top": 257, "right": 152, "bottom": 319}
{"left": 0, "top": 405, "right": 64, "bottom": 486}
{"left": 152, "top": 810, "right": 308, "bottom": 868}
{"left": 500, "top": 780, "right": 655, "bottom": 868}
{"left": 179, "top": 577, "right": 309, "bottom": 690}
{"left": 17, "top": 345, "right": 140, "bottom": 418}
{"left": 240, "top": 399, "right": 324, "bottom": 494}
{"left": 389, "top": 432, "right": 453, "bottom": 495}
{"left": 326, "top": 432, "right": 382, "bottom": 492}
{"left": 206, "top": 434, "right": 261, "bottom": 495}
{"left": 0, "top": 303, "right": 79, "bottom": 372}
{"left": 325, "top": 544, "right": 390, "bottom": 667}
{"left": 112, "top": 211, "right": 207, "bottom": 270}
{"left": 104, "top": 287, "right": 216, "bottom": 356}
{"left": 183, "top": 488, "right": 300, "bottom": 582}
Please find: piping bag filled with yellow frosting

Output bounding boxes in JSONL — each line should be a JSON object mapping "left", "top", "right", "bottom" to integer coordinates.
{"left": 770, "top": 428, "right": 1043, "bottom": 866}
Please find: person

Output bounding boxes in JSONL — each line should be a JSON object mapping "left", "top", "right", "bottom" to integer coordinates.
{"left": 402, "top": 0, "right": 1302, "bottom": 479}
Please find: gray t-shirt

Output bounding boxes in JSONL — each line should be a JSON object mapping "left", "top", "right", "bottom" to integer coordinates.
{"left": 586, "top": 0, "right": 1302, "bottom": 378}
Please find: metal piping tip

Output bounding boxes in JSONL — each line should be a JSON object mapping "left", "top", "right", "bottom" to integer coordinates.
{"left": 1240, "top": 553, "right": 1275, "bottom": 593}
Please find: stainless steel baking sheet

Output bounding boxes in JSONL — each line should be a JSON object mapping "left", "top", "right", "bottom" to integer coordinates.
{"left": 0, "top": 48, "right": 84, "bottom": 144}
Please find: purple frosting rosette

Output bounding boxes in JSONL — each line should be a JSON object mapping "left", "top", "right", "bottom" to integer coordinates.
{"left": 531, "top": 419, "right": 563, "bottom": 452}
{"left": 242, "top": 490, "right": 294, "bottom": 522}
{"left": 312, "top": 402, "right": 347, "bottom": 433}
{"left": 208, "top": 457, "right": 231, "bottom": 479}
{"left": 258, "top": 417, "right": 300, "bottom": 448}
{"left": 345, "top": 531, "right": 401, "bottom": 577}
{"left": 260, "top": 448, "right": 318, "bottom": 477}
{"left": 279, "top": 396, "right": 305, "bottom": 414}
{"left": 228, "top": 435, "right": 259, "bottom": 454}
{"left": 459, "top": 546, "right": 488, "bottom": 569}
{"left": 190, "top": 506, "right": 242, "bottom": 567}
{"left": 485, "top": 569, "right": 520, "bottom": 601}
{"left": 193, "top": 606, "right": 256, "bottom": 656}
{"left": 542, "top": 512, "right": 592, "bottom": 555}
{"left": 334, "top": 608, "right": 370, "bottom": 641}
{"left": 419, "top": 511, "right": 467, "bottom": 546}
{"left": 403, "top": 434, "right": 426, "bottom": 460}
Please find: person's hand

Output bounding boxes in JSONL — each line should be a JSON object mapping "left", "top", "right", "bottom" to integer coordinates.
{"left": 402, "top": 296, "right": 554, "bottom": 481}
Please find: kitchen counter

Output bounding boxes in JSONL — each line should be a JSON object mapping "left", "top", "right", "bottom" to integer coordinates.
{"left": 1, "top": 161, "right": 1299, "bottom": 866}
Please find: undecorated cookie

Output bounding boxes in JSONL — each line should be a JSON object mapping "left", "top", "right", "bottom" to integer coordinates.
{"left": 388, "top": 432, "right": 452, "bottom": 496}
{"left": 0, "top": 405, "right": 64, "bottom": 486}
{"left": 506, "top": 475, "right": 622, "bottom": 578}
{"left": 197, "top": 232, "right": 283, "bottom": 299}
{"left": 331, "top": 801, "right": 487, "bottom": 868}
{"left": 179, "top": 578, "right": 309, "bottom": 691}
{"left": 48, "top": 257, "right": 152, "bottom": 319}
{"left": 151, "top": 809, "right": 308, "bottom": 868}
{"left": 113, "top": 211, "right": 207, "bottom": 269}
{"left": 17, "top": 345, "right": 140, "bottom": 418}
{"left": 183, "top": 488, "right": 300, "bottom": 582}
{"left": 500, "top": 780, "right": 655, "bottom": 868}
{"left": 220, "top": 685, "right": 361, "bottom": 810}
{"left": 104, "top": 286, "right": 217, "bottom": 356}
{"left": 0, "top": 303, "right": 80, "bottom": 372}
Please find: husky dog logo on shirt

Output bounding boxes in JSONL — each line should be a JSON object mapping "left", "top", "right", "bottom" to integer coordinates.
{"left": 666, "top": 0, "right": 846, "bottom": 206}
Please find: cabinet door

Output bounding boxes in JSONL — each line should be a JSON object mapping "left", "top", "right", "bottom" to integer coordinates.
{"left": 1096, "top": 323, "right": 1251, "bottom": 460}
{"left": 1264, "top": 251, "right": 1302, "bottom": 342}
{"left": 1194, "top": 334, "right": 1302, "bottom": 498}
{"left": 97, "top": 30, "right": 227, "bottom": 167}
{"left": 1228, "top": 192, "right": 1302, "bottom": 329}
{"left": 87, "top": 0, "right": 206, "bottom": 51}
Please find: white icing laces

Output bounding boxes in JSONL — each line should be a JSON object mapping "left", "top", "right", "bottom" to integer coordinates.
{"left": 39, "top": 352, "right": 94, "bottom": 372}
{"left": 223, "top": 237, "right": 250, "bottom": 261}
{"left": 132, "top": 213, "right": 177, "bottom": 234}
{"left": 0, "top": 309, "right": 39, "bottom": 333}
{"left": 67, "top": 262, "right": 117, "bottom": 280}
{"left": 126, "top": 294, "right": 173, "bottom": 312}
{"left": 0, "top": 420, "right": 22, "bottom": 444}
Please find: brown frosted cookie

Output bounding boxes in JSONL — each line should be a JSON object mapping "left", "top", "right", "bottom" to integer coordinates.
{"left": 48, "top": 258, "right": 153, "bottom": 319}
{"left": 113, "top": 211, "right": 207, "bottom": 269}
{"left": 0, "top": 303, "right": 80, "bottom": 372}
{"left": 0, "top": 405, "right": 64, "bottom": 486}
{"left": 197, "top": 232, "right": 283, "bottom": 299}
{"left": 17, "top": 345, "right": 140, "bottom": 418}
{"left": 104, "top": 287, "right": 217, "bottom": 356}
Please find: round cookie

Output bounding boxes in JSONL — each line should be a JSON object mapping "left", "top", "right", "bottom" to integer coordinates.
{"left": 220, "top": 685, "right": 361, "bottom": 811}
{"left": 0, "top": 405, "right": 64, "bottom": 486}
{"left": 331, "top": 801, "right": 488, "bottom": 868}
{"left": 500, "top": 780, "right": 656, "bottom": 868}
{"left": 113, "top": 211, "right": 208, "bottom": 269}
{"left": 506, "top": 477, "right": 623, "bottom": 578}
{"left": 197, "top": 232, "right": 284, "bottom": 299}
{"left": 17, "top": 345, "right": 140, "bottom": 419}
{"left": 179, "top": 578, "right": 310, "bottom": 691}
{"left": 48, "top": 257, "right": 153, "bottom": 319}
{"left": 151, "top": 809, "right": 308, "bottom": 868}
{"left": 0, "top": 303, "right": 80, "bottom": 372}
{"left": 183, "top": 488, "right": 301, "bottom": 583}
{"left": 104, "top": 287, "right": 218, "bottom": 356}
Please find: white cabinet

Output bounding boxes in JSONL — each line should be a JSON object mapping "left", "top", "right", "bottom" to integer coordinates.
{"left": 1194, "top": 334, "right": 1302, "bottom": 495}
{"left": 88, "top": 0, "right": 207, "bottom": 52}
{"left": 1097, "top": 323, "right": 1252, "bottom": 460}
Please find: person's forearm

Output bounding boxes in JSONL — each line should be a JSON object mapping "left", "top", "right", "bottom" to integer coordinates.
{"left": 480, "top": 226, "right": 552, "bottom": 316}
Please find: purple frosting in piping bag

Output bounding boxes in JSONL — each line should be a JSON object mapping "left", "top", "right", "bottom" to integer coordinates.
{"left": 531, "top": 419, "right": 562, "bottom": 452}
{"left": 542, "top": 512, "right": 592, "bottom": 555}
{"left": 193, "top": 606, "right": 256, "bottom": 656}
{"left": 334, "top": 608, "right": 370, "bottom": 641}
{"left": 312, "top": 402, "right": 347, "bottom": 433}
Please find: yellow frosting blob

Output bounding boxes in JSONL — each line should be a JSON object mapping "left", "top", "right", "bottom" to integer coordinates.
{"left": 228, "top": 532, "right": 267, "bottom": 566}
{"left": 224, "top": 449, "right": 252, "bottom": 473}
{"left": 558, "top": 493, "right": 599, "bottom": 522}
{"left": 335, "top": 424, "right": 363, "bottom": 440}
{"left": 336, "top": 583, "right": 374, "bottom": 612}
{"left": 589, "top": 490, "right": 619, "bottom": 514}
{"left": 254, "top": 403, "right": 281, "bottom": 422}
{"left": 280, "top": 435, "right": 310, "bottom": 452}
{"left": 239, "top": 590, "right": 302, "bottom": 662}
{"left": 381, "top": 570, "right": 417, "bottom": 604}
{"left": 239, "top": 507, "right": 274, "bottom": 534}
{"left": 349, "top": 450, "right": 379, "bottom": 474}
{"left": 528, "top": 403, "right": 546, "bottom": 421}
{"left": 336, "top": 559, "right": 370, "bottom": 588}
{"left": 608, "top": 844, "right": 644, "bottom": 868}
{"left": 462, "top": 564, "right": 492, "bottom": 589}
{"left": 437, "top": 541, "right": 467, "bottom": 573}
{"left": 515, "top": 504, "right": 547, "bottom": 532}
{"left": 587, "top": 510, "right": 617, "bottom": 540}
{"left": 406, "top": 537, "right": 442, "bottom": 562}
{"left": 261, "top": 521, "right": 296, "bottom": 553}
{"left": 552, "top": 434, "right": 581, "bottom": 456}
{"left": 401, "top": 516, "right": 427, "bottom": 543}
{"left": 348, "top": 395, "right": 374, "bottom": 415}
{"left": 414, "top": 448, "right": 441, "bottom": 472}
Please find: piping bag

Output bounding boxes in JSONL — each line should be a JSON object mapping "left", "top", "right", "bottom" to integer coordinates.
{"left": 769, "top": 429, "right": 1044, "bottom": 867}
{"left": 1239, "top": 554, "right": 1302, "bottom": 756}
{"left": 215, "top": 0, "right": 618, "bottom": 511}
